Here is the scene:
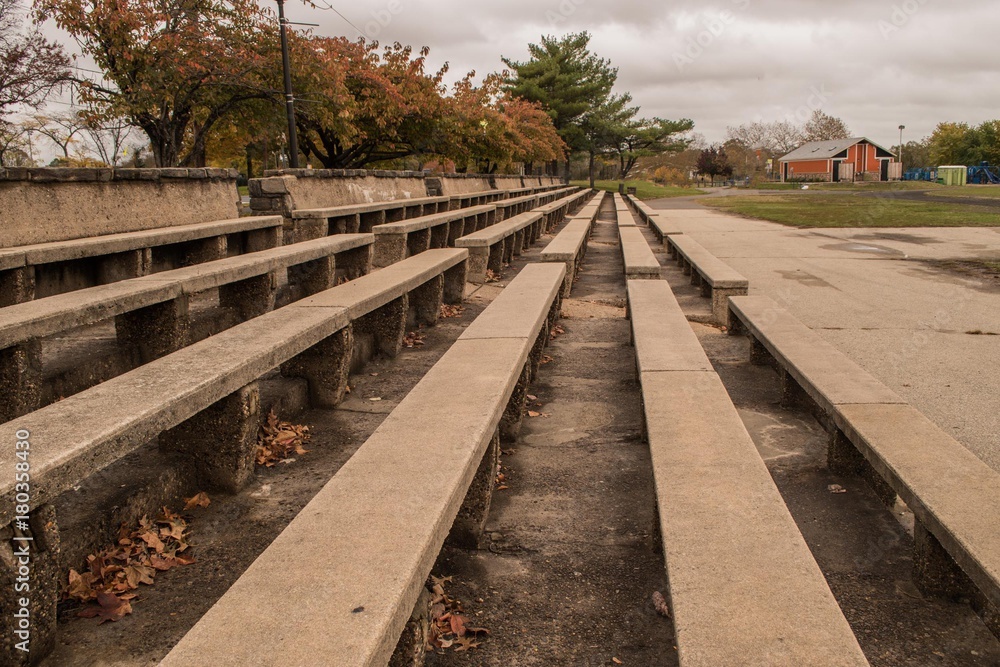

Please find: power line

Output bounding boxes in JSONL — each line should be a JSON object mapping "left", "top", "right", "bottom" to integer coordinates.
{"left": 309, "top": 0, "right": 366, "bottom": 38}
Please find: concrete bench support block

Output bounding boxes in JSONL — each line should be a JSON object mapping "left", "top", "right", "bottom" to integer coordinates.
{"left": 356, "top": 294, "right": 409, "bottom": 358}
{"left": 411, "top": 275, "right": 443, "bottom": 327}
{"left": 245, "top": 226, "right": 281, "bottom": 253}
{"left": 182, "top": 235, "right": 227, "bottom": 265}
{"left": 0, "top": 504, "right": 60, "bottom": 667}
{"left": 828, "top": 429, "right": 898, "bottom": 507}
{"left": 443, "top": 262, "right": 467, "bottom": 304}
{"left": 0, "top": 267, "right": 35, "bottom": 307}
{"left": 98, "top": 248, "right": 152, "bottom": 284}
{"left": 219, "top": 271, "right": 277, "bottom": 320}
{"left": 500, "top": 365, "right": 530, "bottom": 443}
{"left": 430, "top": 221, "right": 450, "bottom": 250}
{"left": 406, "top": 228, "right": 431, "bottom": 259}
{"left": 914, "top": 520, "right": 975, "bottom": 601}
{"left": 115, "top": 296, "right": 191, "bottom": 363}
{"left": 160, "top": 382, "right": 261, "bottom": 493}
{"left": 359, "top": 209, "right": 387, "bottom": 233}
{"left": 447, "top": 429, "right": 500, "bottom": 550}
{"left": 0, "top": 341, "right": 41, "bottom": 422}
{"left": 281, "top": 326, "right": 353, "bottom": 408}
{"left": 374, "top": 235, "right": 408, "bottom": 269}
{"left": 288, "top": 256, "right": 336, "bottom": 296}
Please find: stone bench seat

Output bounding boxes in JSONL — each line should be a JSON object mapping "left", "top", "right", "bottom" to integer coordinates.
{"left": 0, "top": 234, "right": 374, "bottom": 422}
{"left": 291, "top": 195, "right": 452, "bottom": 236}
{"left": 728, "top": 295, "right": 1000, "bottom": 638}
{"left": 160, "top": 263, "right": 566, "bottom": 667}
{"left": 540, "top": 191, "right": 605, "bottom": 296}
{"left": 667, "top": 235, "right": 748, "bottom": 326}
{"left": 627, "top": 280, "right": 869, "bottom": 666}
{"left": 534, "top": 188, "right": 589, "bottom": 232}
{"left": 625, "top": 194, "right": 680, "bottom": 241}
{"left": 372, "top": 204, "right": 497, "bottom": 268}
{"left": 493, "top": 193, "right": 541, "bottom": 219}
{"left": 617, "top": 201, "right": 660, "bottom": 279}
{"left": 447, "top": 189, "right": 506, "bottom": 209}
{"left": 0, "top": 248, "right": 469, "bottom": 661}
{"left": 455, "top": 212, "right": 545, "bottom": 283}
{"left": 0, "top": 216, "right": 284, "bottom": 307}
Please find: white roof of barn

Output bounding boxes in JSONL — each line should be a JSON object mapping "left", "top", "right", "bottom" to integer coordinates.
{"left": 779, "top": 137, "right": 896, "bottom": 162}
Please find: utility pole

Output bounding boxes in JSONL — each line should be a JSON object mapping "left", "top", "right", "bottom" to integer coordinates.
{"left": 276, "top": 0, "right": 300, "bottom": 168}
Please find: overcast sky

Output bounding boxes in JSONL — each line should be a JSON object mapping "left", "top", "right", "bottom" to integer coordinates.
{"left": 40, "top": 0, "right": 998, "bottom": 152}
{"left": 271, "top": 0, "right": 998, "bottom": 148}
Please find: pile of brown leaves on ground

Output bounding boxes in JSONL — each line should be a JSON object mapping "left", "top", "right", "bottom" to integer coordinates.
{"left": 484, "top": 269, "right": 501, "bottom": 283}
{"left": 256, "top": 410, "right": 310, "bottom": 467}
{"left": 439, "top": 304, "right": 465, "bottom": 318}
{"left": 64, "top": 502, "right": 204, "bottom": 623}
{"left": 426, "top": 576, "right": 489, "bottom": 653}
{"left": 403, "top": 331, "right": 426, "bottom": 348}
{"left": 549, "top": 324, "right": 566, "bottom": 340}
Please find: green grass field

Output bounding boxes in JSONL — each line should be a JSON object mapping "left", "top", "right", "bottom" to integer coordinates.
{"left": 238, "top": 185, "right": 249, "bottom": 197}
{"left": 752, "top": 181, "right": 940, "bottom": 192}
{"left": 572, "top": 179, "right": 706, "bottom": 199}
{"left": 703, "top": 194, "right": 1000, "bottom": 228}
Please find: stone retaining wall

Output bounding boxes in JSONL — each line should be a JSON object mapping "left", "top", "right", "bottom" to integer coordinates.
{"left": 0, "top": 168, "right": 240, "bottom": 248}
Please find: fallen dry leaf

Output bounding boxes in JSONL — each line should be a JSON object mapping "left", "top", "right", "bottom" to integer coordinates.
{"left": 652, "top": 591, "right": 671, "bottom": 618}
{"left": 403, "top": 331, "right": 426, "bottom": 348}
{"left": 439, "top": 304, "right": 465, "bottom": 318}
{"left": 183, "top": 492, "right": 211, "bottom": 510}
{"left": 828, "top": 484, "right": 847, "bottom": 494}
{"left": 256, "top": 410, "right": 311, "bottom": 467}
{"left": 65, "top": 506, "right": 197, "bottom": 622}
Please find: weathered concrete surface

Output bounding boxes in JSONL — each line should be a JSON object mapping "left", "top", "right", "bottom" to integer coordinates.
{"left": 0, "top": 169, "right": 241, "bottom": 248}
{"left": 160, "top": 338, "right": 529, "bottom": 667}
{"left": 429, "top": 198, "right": 677, "bottom": 667}
{"left": 644, "top": 216, "right": 1000, "bottom": 666}
{"left": 647, "top": 197, "right": 1000, "bottom": 474}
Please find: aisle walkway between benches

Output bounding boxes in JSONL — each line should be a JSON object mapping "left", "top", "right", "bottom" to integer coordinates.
{"left": 429, "top": 199, "right": 677, "bottom": 667}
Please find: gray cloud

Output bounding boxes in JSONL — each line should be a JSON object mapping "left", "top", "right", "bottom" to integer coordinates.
{"left": 40, "top": 0, "right": 1000, "bottom": 150}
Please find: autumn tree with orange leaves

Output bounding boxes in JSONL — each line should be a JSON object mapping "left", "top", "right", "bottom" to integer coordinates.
{"left": 36, "top": 0, "right": 276, "bottom": 167}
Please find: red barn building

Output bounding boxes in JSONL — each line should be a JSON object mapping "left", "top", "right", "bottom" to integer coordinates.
{"left": 778, "top": 137, "right": 899, "bottom": 183}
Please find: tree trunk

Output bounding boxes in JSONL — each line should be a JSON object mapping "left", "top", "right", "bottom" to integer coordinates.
{"left": 588, "top": 151, "right": 596, "bottom": 189}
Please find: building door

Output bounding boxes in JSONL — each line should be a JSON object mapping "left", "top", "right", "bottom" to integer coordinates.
{"left": 832, "top": 161, "right": 841, "bottom": 182}
{"left": 880, "top": 160, "right": 889, "bottom": 181}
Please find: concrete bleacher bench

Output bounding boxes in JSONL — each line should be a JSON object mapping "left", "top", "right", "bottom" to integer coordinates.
{"left": 455, "top": 212, "right": 545, "bottom": 283}
{"left": 372, "top": 204, "right": 496, "bottom": 268}
{"left": 0, "top": 248, "right": 469, "bottom": 660}
{"left": 494, "top": 186, "right": 575, "bottom": 221}
{"left": 540, "top": 191, "right": 605, "bottom": 296}
{"left": 616, "top": 196, "right": 660, "bottom": 279}
{"left": 160, "top": 263, "right": 567, "bottom": 667}
{"left": 494, "top": 192, "right": 543, "bottom": 220}
{"left": 728, "top": 295, "right": 1000, "bottom": 638}
{"left": 448, "top": 189, "right": 506, "bottom": 209}
{"left": 0, "top": 216, "right": 284, "bottom": 307}
{"left": 627, "top": 280, "right": 869, "bottom": 666}
{"left": 0, "top": 235, "right": 374, "bottom": 422}
{"left": 625, "top": 193, "right": 680, "bottom": 242}
{"left": 667, "top": 235, "right": 748, "bottom": 327}
{"left": 290, "top": 195, "right": 451, "bottom": 238}
{"left": 535, "top": 188, "right": 590, "bottom": 232}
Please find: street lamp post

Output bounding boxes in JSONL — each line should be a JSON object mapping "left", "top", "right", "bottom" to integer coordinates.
{"left": 898, "top": 124, "right": 905, "bottom": 171}
{"left": 276, "top": 0, "right": 300, "bottom": 169}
